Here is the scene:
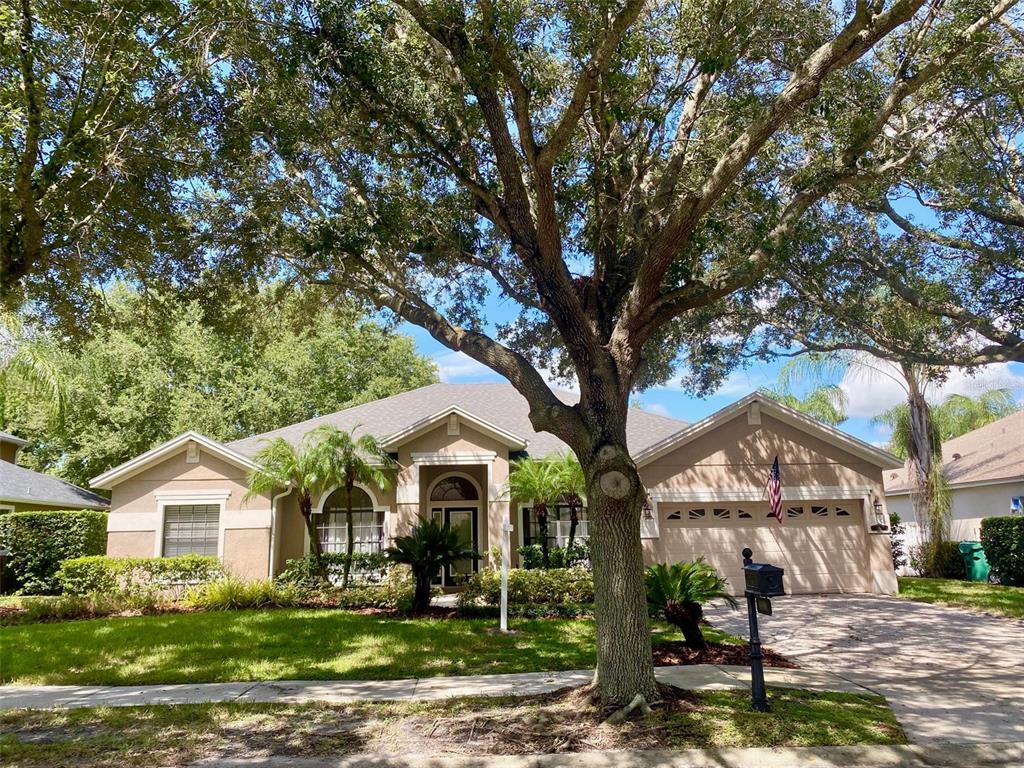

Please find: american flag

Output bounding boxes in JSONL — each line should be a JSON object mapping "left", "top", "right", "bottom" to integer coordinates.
{"left": 766, "top": 456, "right": 783, "bottom": 524}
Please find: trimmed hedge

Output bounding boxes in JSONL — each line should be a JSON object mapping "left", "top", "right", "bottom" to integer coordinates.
{"left": 57, "top": 555, "right": 223, "bottom": 599}
{"left": 275, "top": 551, "right": 391, "bottom": 586}
{"left": 0, "top": 510, "right": 108, "bottom": 594}
{"left": 457, "top": 567, "right": 593, "bottom": 607}
{"left": 981, "top": 517, "right": 1024, "bottom": 586}
{"left": 517, "top": 542, "right": 591, "bottom": 570}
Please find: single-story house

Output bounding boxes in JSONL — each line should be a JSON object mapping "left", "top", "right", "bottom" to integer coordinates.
{"left": 90, "top": 383, "right": 902, "bottom": 595}
{"left": 885, "top": 410, "right": 1024, "bottom": 547}
{"left": 0, "top": 431, "right": 109, "bottom": 512}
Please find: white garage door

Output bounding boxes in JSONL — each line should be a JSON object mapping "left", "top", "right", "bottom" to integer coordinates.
{"left": 658, "top": 500, "right": 871, "bottom": 595}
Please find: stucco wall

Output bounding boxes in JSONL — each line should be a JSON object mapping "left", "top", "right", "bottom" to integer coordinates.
{"left": 637, "top": 410, "right": 895, "bottom": 594}
{"left": 105, "top": 442, "right": 274, "bottom": 577}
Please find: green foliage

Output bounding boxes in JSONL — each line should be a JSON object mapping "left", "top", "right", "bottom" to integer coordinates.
{"left": 758, "top": 384, "right": 848, "bottom": 425}
{"left": 56, "top": 555, "right": 223, "bottom": 599}
{"left": 326, "top": 567, "right": 418, "bottom": 612}
{"left": 185, "top": 578, "right": 303, "bottom": 610}
{"left": 1, "top": 592, "right": 161, "bottom": 626}
{"left": 980, "top": 517, "right": 1024, "bottom": 587}
{"left": 276, "top": 552, "right": 392, "bottom": 587}
{"left": 0, "top": 511, "right": 107, "bottom": 594}
{"left": 873, "top": 389, "right": 1018, "bottom": 460}
{"left": 645, "top": 560, "right": 738, "bottom": 614}
{"left": 387, "top": 516, "right": 478, "bottom": 612}
{"left": 517, "top": 543, "right": 591, "bottom": 570}
{"left": 457, "top": 567, "right": 594, "bottom": 608}
{"left": 6, "top": 285, "right": 435, "bottom": 488}
{"left": 0, "top": 311, "right": 65, "bottom": 428}
{"left": 889, "top": 512, "right": 907, "bottom": 571}
{"left": 907, "top": 541, "right": 965, "bottom": 580}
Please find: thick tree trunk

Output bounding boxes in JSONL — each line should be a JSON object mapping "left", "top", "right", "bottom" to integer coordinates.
{"left": 584, "top": 444, "right": 659, "bottom": 706}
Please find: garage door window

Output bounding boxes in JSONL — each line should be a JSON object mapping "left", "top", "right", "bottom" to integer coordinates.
{"left": 163, "top": 504, "right": 219, "bottom": 556}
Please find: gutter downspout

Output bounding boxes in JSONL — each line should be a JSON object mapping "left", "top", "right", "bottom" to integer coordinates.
{"left": 269, "top": 483, "right": 293, "bottom": 579}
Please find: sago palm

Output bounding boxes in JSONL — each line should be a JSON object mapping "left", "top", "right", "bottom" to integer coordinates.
{"left": 312, "top": 424, "right": 396, "bottom": 587}
{"left": 387, "top": 516, "right": 478, "bottom": 612}
{"left": 645, "top": 559, "right": 737, "bottom": 649}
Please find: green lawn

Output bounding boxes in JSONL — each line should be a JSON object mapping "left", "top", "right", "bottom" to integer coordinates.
{"left": 898, "top": 577, "right": 1024, "bottom": 619}
{"left": 0, "top": 608, "right": 738, "bottom": 686}
{"left": 0, "top": 689, "right": 905, "bottom": 767}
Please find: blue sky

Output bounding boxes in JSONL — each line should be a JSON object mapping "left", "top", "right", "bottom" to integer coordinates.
{"left": 401, "top": 312, "right": 1024, "bottom": 448}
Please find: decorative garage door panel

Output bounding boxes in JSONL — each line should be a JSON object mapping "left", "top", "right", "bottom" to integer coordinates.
{"left": 658, "top": 501, "right": 870, "bottom": 595}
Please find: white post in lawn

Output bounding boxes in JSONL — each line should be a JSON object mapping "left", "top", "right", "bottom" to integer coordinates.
{"left": 500, "top": 519, "right": 514, "bottom": 632}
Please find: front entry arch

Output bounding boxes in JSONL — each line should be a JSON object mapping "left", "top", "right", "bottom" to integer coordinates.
{"left": 427, "top": 472, "right": 481, "bottom": 586}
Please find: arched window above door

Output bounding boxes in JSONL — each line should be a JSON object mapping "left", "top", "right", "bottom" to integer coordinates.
{"left": 430, "top": 475, "right": 479, "bottom": 501}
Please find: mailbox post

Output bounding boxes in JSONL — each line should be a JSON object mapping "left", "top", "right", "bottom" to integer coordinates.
{"left": 741, "top": 547, "right": 785, "bottom": 712}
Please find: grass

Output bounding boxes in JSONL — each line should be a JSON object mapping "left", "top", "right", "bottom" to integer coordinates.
{"left": 0, "top": 688, "right": 905, "bottom": 767}
{"left": 0, "top": 608, "right": 741, "bottom": 686}
{"left": 898, "top": 577, "right": 1024, "bottom": 619}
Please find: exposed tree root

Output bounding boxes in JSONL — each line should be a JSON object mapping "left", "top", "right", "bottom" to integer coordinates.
{"left": 603, "top": 693, "right": 654, "bottom": 724}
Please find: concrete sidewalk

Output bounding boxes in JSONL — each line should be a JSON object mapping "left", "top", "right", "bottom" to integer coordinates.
{"left": 187, "top": 742, "right": 1024, "bottom": 768}
{"left": 0, "top": 664, "right": 869, "bottom": 710}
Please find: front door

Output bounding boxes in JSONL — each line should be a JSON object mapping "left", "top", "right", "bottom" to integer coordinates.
{"left": 431, "top": 506, "right": 479, "bottom": 585}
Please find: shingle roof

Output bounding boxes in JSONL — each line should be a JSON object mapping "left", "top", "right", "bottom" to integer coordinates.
{"left": 228, "top": 382, "right": 688, "bottom": 459}
{"left": 0, "top": 461, "right": 110, "bottom": 509}
{"left": 884, "top": 410, "right": 1024, "bottom": 494}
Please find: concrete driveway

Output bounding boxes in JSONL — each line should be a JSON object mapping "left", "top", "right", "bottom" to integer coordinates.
{"left": 705, "top": 595, "right": 1024, "bottom": 744}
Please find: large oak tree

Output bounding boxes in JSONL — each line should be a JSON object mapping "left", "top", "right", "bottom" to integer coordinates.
{"left": 199, "top": 0, "right": 1022, "bottom": 705}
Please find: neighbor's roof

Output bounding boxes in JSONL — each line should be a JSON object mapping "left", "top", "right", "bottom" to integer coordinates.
{"left": 884, "top": 410, "right": 1024, "bottom": 494}
{"left": 228, "top": 382, "right": 688, "bottom": 459}
{"left": 0, "top": 461, "right": 109, "bottom": 509}
{"left": 0, "top": 430, "right": 30, "bottom": 448}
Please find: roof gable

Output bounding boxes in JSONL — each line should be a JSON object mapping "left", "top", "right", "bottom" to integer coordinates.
{"left": 634, "top": 393, "right": 903, "bottom": 470}
{"left": 379, "top": 406, "right": 529, "bottom": 451}
{"left": 91, "top": 431, "right": 257, "bottom": 489}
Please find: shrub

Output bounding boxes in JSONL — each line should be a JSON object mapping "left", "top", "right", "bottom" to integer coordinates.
{"left": 329, "top": 567, "right": 419, "bottom": 611}
{"left": 0, "top": 510, "right": 108, "bottom": 594}
{"left": 57, "top": 555, "right": 223, "bottom": 599}
{"left": 518, "top": 542, "right": 591, "bottom": 570}
{"left": 645, "top": 559, "right": 737, "bottom": 649}
{"left": 981, "top": 517, "right": 1024, "bottom": 586}
{"left": 907, "top": 541, "right": 966, "bottom": 579}
{"left": 387, "top": 516, "right": 478, "bottom": 612}
{"left": 889, "top": 512, "right": 907, "bottom": 571}
{"left": 457, "top": 567, "right": 593, "bottom": 608}
{"left": 456, "top": 602, "right": 593, "bottom": 619}
{"left": 3, "top": 592, "right": 163, "bottom": 625}
{"left": 276, "top": 551, "right": 391, "bottom": 587}
{"left": 186, "top": 578, "right": 303, "bottom": 610}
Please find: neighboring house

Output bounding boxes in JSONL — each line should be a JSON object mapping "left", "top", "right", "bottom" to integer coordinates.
{"left": 885, "top": 410, "right": 1024, "bottom": 548}
{"left": 90, "top": 383, "right": 902, "bottom": 595}
{"left": 0, "top": 431, "right": 109, "bottom": 513}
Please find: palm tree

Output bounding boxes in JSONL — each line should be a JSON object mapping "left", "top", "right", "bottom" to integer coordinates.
{"left": 312, "top": 424, "right": 396, "bottom": 587}
{"left": 0, "top": 310, "right": 65, "bottom": 428}
{"left": 758, "top": 384, "right": 848, "bottom": 425}
{"left": 246, "top": 435, "right": 336, "bottom": 583}
{"left": 645, "top": 560, "right": 737, "bottom": 650}
{"left": 508, "top": 456, "right": 561, "bottom": 566}
{"left": 387, "top": 516, "right": 478, "bottom": 612}
{"left": 935, "top": 389, "right": 1018, "bottom": 440}
{"left": 551, "top": 452, "right": 586, "bottom": 550}
{"left": 782, "top": 354, "right": 950, "bottom": 573}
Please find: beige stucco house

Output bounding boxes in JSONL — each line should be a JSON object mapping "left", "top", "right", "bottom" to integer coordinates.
{"left": 885, "top": 410, "right": 1024, "bottom": 549}
{"left": 90, "top": 383, "right": 902, "bottom": 595}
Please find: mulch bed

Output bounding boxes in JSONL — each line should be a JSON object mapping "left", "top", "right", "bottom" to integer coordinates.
{"left": 653, "top": 640, "right": 796, "bottom": 668}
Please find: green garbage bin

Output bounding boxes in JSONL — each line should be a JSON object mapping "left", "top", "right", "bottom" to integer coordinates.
{"left": 958, "top": 541, "right": 991, "bottom": 582}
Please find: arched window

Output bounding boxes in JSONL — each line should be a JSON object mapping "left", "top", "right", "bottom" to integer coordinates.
{"left": 317, "top": 486, "right": 383, "bottom": 554}
{"left": 430, "top": 475, "right": 479, "bottom": 502}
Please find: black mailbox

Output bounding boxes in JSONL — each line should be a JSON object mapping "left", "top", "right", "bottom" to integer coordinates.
{"left": 743, "top": 562, "right": 785, "bottom": 597}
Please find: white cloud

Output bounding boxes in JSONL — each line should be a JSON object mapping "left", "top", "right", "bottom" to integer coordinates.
{"left": 713, "top": 368, "right": 774, "bottom": 397}
{"left": 432, "top": 351, "right": 501, "bottom": 383}
{"left": 640, "top": 402, "right": 673, "bottom": 418}
{"left": 840, "top": 357, "right": 1024, "bottom": 418}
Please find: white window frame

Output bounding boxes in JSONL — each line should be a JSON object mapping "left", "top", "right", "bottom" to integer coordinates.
{"left": 307, "top": 483, "right": 391, "bottom": 554}
{"left": 518, "top": 501, "right": 590, "bottom": 548}
{"left": 153, "top": 490, "right": 231, "bottom": 559}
